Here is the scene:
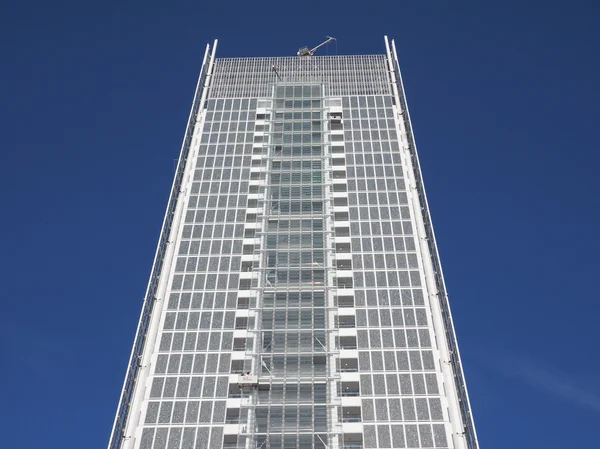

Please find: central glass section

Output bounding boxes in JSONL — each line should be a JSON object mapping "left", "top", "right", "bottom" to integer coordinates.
{"left": 254, "top": 84, "right": 330, "bottom": 449}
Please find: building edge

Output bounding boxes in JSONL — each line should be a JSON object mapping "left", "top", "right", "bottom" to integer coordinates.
{"left": 107, "top": 40, "right": 219, "bottom": 449}
{"left": 384, "top": 36, "right": 479, "bottom": 449}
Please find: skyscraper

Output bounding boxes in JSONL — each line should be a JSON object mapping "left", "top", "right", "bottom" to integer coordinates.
{"left": 108, "top": 37, "right": 478, "bottom": 449}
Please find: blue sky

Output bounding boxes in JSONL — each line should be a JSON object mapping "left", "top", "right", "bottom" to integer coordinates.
{"left": 1, "top": 1, "right": 599, "bottom": 447}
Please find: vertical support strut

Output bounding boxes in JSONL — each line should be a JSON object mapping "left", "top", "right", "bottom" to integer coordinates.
{"left": 107, "top": 39, "right": 219, "bottom": 449}
{"left": 384, "top": 35, "right": 479, "bottom": 449}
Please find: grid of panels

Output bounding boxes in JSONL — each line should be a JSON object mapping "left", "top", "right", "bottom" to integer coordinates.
{"left": 341, "top": 94, "right": 450, "bottom": 449}
{"left": 137, "top": 95, "right": 453, "bottom": 449}
{"left": 136, "top": 97, "right": 257, "bottom": 449}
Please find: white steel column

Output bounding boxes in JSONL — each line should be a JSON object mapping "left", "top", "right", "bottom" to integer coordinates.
{"left": 109, "top": 40, "right": 218, "bottom": 449}
{"left": 384, "top": 35, "right": 479, "bottom": 449}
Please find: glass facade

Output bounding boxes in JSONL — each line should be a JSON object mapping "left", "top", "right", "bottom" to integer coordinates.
{"left": 108, "top": 38, "right": 478, "bottom": 449}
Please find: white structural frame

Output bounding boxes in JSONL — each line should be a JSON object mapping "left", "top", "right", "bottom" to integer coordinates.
{"left": 384, "top": 35, "right": 479, "bottom": 449}
{"left": 107, "top": 40, "right": 219, "bottom": 449}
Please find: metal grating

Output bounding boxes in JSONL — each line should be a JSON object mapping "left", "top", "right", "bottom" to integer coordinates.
{"left": 210, "top": 55, "right": 392, "bottom": 98}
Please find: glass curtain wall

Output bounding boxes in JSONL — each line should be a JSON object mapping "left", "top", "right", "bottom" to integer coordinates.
{"left": 252, "top": 84, "right": 329, "bottom": 449}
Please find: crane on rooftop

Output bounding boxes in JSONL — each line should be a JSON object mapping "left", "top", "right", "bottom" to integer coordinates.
{"left": 297, "top": 36, "right": 336, "bottom": 57}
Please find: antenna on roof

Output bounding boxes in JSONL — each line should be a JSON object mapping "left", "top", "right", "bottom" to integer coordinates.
{"left": 297, "top": 36, "right": 336, "bottom": 57}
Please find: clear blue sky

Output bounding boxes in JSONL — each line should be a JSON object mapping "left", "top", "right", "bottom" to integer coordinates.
{"left": 1, "top": 1, "right": 599, "bottom": 447}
